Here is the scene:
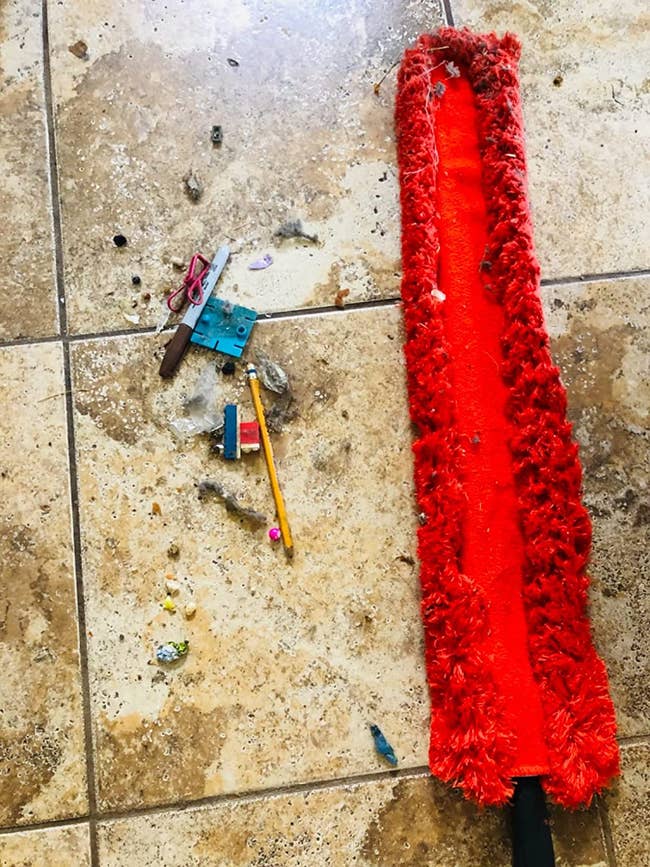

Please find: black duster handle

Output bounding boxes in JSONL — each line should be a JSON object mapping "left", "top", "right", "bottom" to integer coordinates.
{"left": 511, "top": 777, "right": 555, "bottom": 867}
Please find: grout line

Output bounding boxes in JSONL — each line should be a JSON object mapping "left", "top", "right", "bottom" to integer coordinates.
{"left": 0, "top": 815, "right": 90, "bottom": 838}
{"left": 92, "top": 765, "right": 431, "bottom": 824}
{"left": 442, "top": 0, "right": 456, "bottom": 27}
{"left": 264, "top": 296, "right": 400, "bottom": 321}
{"left": 5, "top": 265, "right": 650, "bottom": 349}
{"left": 596, "top": 795, "right": 619, "bottom": 867}
{"left": 0, "top": 765, "right": 430, "bottom": 835}
{"left": 0, "top": 334, "right": 61, "bottom": 350}
{"left": 41, "top": 3, "right": 100, "bottom": 865}
{"left": 540, "top": 268, "right": 650, "bottom": 288}
{"left": 0, "top": 268, "right": 648, "bottom": 352}
{"left": 66, "top": 322, "right": 172, "bottom": 342}
{"left": 617, "top": 734, "right": 650, "bottom": 747}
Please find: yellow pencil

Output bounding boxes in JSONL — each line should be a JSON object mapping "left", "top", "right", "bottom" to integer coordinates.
{"left": 246, "top": 364, "right": 294, "bottom": 558}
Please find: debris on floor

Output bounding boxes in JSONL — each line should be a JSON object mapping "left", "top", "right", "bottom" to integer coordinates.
{"left": 247, "top": 365, "right": 294, "bottom": 557}
{"left": 68, "top": 40, "right": 89, "bottom": 59}
{"left": 183, "top": 603, "right": 196, "bottom": 620}
{"left": 160, "top": 246, "right": 231, "bottom": 378}
{"left": 248, "top": 254, "right": 273, "bottom": 271}
{"left": 167, "top": 253, "right": 210, "bottom": 313}
{"left": 221, "top": 360, "right": 236, "bottom": 376}
{"left": 155, "top": 641, "right": 189, "bottom": 664}
{"left": 222, "top": 403, "right": 241, "bottom": 460}
{"left": 268, "top": 527, "right": 281, "bottom": 542}
{"left": 274, "top": 219, "right": 318, "bottom": 244}
{"left": 190, "top": 297, "right": 257, "bottom": 358}
{"left": 167, "top": 543, "right": 180, "bottom": 559}
{"left": 211, "top": 125, "right": 223, "bottom": 145}
{"left": 151, "top": 502, "right": 162, "bottom": 516}
{"left": 184, "top": 170, "right": 204, "bottom": 202}
{"left": 265, "top": 390, "right": 296, "bottom": 434}
{"left": 334, "top": 288, "right": 350, "bottom": 308}
{"left": 198, "top": 480, "right": 267, "bottom": 526}
{"left": 113, "top": 234, "right": 128, "bottom": 247}
{"left": 169, "top": 363, "right": 222, "bottom": 439}
{"left": 170, "top": 256, "right": 186, "bottom": 269}
{"left": 255, "top": 351, "right": 289, "bottom": 395}
{"left": 215, "top": 405, "right": 261, "bottom": 459}
{"left": 240, "top": 421, "right": 260, "bottom": 454}
{"left": 227, "top": 57, "right": 239, "bottom": 67}
{"left": 132, "top": 274, "right": 141, "bottom": 286}
{"left": 162, "top": 595, "right": 176, "bottom": 613}
{"left": 155, "top": 298, "right": 172, "bottom": 334}
{"left": 165, "top": 577, "right": 181, "bottom": 596}
{"left": 370, "top": 724, "right": 398, "bottom": 767}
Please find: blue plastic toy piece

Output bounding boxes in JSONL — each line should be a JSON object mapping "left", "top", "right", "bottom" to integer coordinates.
{"left": 223, "top": 404, "right": 240, "bottom": 460}
{"left": 190, "top": 297, "right": 257, "bottom": 358}
{"left": 370, "top": 724, "right": 398, "bottom": 766}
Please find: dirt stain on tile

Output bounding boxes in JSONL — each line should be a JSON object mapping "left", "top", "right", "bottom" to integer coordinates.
{"left": 98, "top": 703, "right": 227, "bottom": 810}
{"left": 73, "top": 341, "right": 152, "bottom": 445}
{"left": 0, "top": 519, "right": 80, "bottom": 824}
{"left": 361, "top": 777, "right": 508, "bottom": 866}
{"left": 547, "top": 279, "right": 650, "bottom": 736}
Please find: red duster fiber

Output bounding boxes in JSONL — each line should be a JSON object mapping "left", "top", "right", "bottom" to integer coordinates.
{"left": 396, "top": 28, "right": 619, "bottom": 808}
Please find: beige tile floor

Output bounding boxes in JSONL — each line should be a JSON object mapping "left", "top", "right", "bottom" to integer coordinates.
{"left": 1, "top": 0, "right": 648, "bottom": 865}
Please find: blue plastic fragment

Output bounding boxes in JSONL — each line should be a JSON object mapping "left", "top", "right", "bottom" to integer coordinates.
{"left": 156, "top": 641, "right": 189, "bottom": 664}
{"left": 223, "top": 404, "right": 240, "bottom": 460}
{"left": 190, "top": 297, "right": 257, "bottom": 358}
{"left": 370, "top": 723, "right": 398, "bottom": 766}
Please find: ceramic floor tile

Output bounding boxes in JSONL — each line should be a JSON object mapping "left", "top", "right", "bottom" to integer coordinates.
{"left": 0, "top": 344, "right": 87, "bottom": 825}
{"left": 604, "top": 742, "right": 650, "bottom": 867}
{"left": 71, "top": 306, "right": 429, "bottom": 812}
{"left": 0, "top": 823, "right": 91, "bottom": 867}
{"left": 454, "top": 0, "right": 650, "bottom": 279}
{"left": 49, "top": 0, "right": 444, "bottom": 335}
{"left": 96, "top": 774, "right": 606, "bottom": 866}
{"left": 543, "top": 276, "right": 650, "bottom": 737}
{"left": 0, "top": 0, "right": 57, "bottom": 339}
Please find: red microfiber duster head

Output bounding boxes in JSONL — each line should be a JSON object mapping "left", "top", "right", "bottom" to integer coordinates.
{"left": 396, "top": 27, "right": 619, "bottom": 809}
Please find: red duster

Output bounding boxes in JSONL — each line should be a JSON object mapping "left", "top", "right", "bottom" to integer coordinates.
{"left": 396, "top": 28, "right": 619, "bottom": 809}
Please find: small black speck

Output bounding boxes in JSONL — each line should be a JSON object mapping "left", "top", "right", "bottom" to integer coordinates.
{"left": 227, "top": 57, "right": 239, "bottom": 67}
{"left": 552, "top": 74, "right": 563, "bottom": 87}
{"left": 131, "top": 274, "right": 141, "bottom": 285}
{"left": 113, "top": 234, "right": 127, "bottom": 247}
{"left": 221, "top": 360, "right": 236, "bottom": 375}
{"left": 119, "top": 634, "right": 125, "bottom": 641}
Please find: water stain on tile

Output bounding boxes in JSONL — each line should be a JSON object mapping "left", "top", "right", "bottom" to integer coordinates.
{"left": 0, "top": 1, "right": 58, "bottom": 339}
{"left": 49, "top": 1, "right": 443, "bottom": 333}
{"left": 545, "top": 277, "right": 650, "bottom": 737}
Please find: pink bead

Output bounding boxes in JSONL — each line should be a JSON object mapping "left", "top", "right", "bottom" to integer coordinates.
{"left": 268, "top": 527, "right": 281, "bottom": 542}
